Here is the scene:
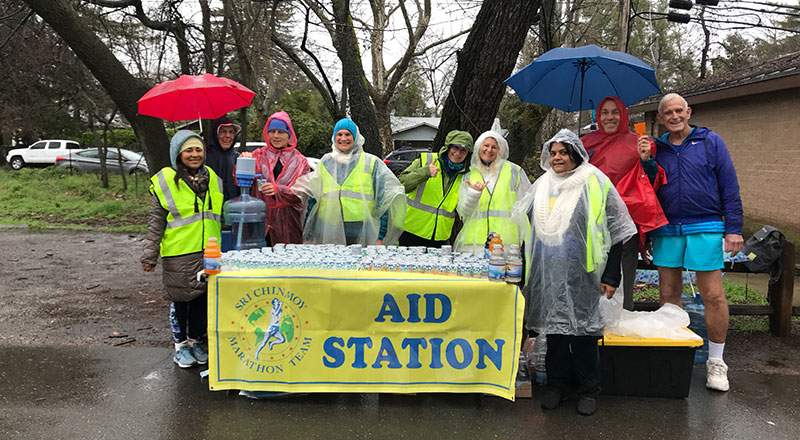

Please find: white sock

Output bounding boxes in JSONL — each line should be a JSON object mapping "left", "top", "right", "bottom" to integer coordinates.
{"left": 175, "top": 340, "right": 189, "bottom": 351}
{"left": 708, "top": 341, "right": 725, "bottom": 360}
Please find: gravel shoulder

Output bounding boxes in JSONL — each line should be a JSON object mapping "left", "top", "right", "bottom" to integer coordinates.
{"left": 1, "top": 228, "right": 798, "bottom": 375}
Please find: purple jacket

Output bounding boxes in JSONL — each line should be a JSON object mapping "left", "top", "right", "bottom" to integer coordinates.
{"left": 653, "top": 126, "right": 743, "bottom": 235}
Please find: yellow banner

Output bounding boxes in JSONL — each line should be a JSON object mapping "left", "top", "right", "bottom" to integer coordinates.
{"left": 208, "top": 269, "right": 524, "bottom": 400}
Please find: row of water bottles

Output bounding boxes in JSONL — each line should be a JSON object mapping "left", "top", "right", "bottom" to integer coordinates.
{"left": 485, "top": 232, "right": 523, "bottom": 283}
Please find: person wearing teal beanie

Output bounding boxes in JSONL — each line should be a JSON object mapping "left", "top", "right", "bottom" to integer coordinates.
{"left": 292, "top": 118, "right": 406, "bottom": 245}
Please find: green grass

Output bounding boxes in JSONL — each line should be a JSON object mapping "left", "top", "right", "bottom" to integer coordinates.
{"left": 634, "top": 280, "right": 768, "bottom": 304}
{"left": 634, "top": 278, "right": 772, "bottom": 332}
{"left": 0, "top": 167, "right": 150, "bottom": 232}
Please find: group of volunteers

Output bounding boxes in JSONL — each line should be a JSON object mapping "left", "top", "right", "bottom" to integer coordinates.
{"left": 140, "top": 91, "right": 743, "bottom": 416}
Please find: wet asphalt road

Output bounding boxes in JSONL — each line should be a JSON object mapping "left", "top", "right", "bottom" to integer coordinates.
{"left": 1, "top": 345, "right": 798, "bottom": 440}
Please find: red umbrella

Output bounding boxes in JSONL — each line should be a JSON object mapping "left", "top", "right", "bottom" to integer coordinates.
{"left": 137, "top": 73, "right": 255, "bottom": 122}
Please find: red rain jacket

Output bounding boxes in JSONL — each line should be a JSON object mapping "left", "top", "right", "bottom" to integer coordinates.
{"left": 581, "top": 96, "right": 667, "bottom": 250}
{"left": 250, "top": 111, "right": 310, "bottom": 245}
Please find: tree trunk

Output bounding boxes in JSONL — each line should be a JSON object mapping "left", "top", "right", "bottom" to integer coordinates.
{"left": 539, "top": 0, "right": 558, "bottom": 52}
{"left": 225, "top": 0, "right": 255, "bottom": 147}
{"left": 434, "top": 1, "right": 540, "bottom": 148}
{"left": 22, "top": 0, "right": 170, "bottom": 174}
{"left": 617, "top": 0, "right": 631, "bottom": 52}
{"left": 332, "top": 0, "right": 381, "bottom": 156}
{"left": 374, "top": 96, "right": 394, "bottom": 157}
{"left": 199, "top": 0, "right": 214, "bottom": 73}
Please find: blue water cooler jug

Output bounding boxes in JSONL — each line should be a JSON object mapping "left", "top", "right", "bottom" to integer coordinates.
{"left": 223, "top": 157, "right": 267, "bottom": 251}
{"left": 683, "top": 293, "right": 709, "bottom": 363}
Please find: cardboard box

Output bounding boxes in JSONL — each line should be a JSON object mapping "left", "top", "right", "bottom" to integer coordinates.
{"left": 599, "top": 329, "right": 702, "bottom": 398}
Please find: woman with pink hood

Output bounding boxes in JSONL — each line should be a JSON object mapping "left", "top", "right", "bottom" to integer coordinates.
{"left": 240, "top": 111, "right": 310, "bottom": 245}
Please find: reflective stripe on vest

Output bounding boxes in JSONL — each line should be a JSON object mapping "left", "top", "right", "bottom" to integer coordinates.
{"left": 318, "top": 154, "right": 375, "bottom": 222}
{"left": 151, "top": 166, "right": 223, "bottom": 257}
{"left": 404, "top": 153, "right": 462, "bottom": 241}
{"left": 462, "top": 163, "right": 521, "bottom": 245}
{"left": 585, "top": 173, "right": 611, "bottom": 272}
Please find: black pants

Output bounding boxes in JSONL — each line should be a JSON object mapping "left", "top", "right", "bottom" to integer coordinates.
{"left": 170, "top": 293, "right": 207, "bottom": 343}
{"left": 621, "top": 236, "right": 639, "bottom": 311}
{"left": 398, "top": 230, "right": 448, "bottom": 248}
{"left": 545, "top": 334, "right": 601, "bottom": 398}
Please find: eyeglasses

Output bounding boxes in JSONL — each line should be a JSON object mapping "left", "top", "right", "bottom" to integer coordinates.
{"left": 449, "top": 144, "right": 469, "bottom": 151}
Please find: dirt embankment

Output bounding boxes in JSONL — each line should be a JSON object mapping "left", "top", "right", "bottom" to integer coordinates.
{"left": 0, "top": 228, "right": 798, "bottom": 375}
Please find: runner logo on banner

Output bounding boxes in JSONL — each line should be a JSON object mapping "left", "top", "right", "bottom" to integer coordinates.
{"left": 209, "top": 270, "right": 524, "bottom": 400}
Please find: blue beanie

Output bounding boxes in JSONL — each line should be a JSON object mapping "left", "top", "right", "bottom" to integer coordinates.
{"left": 333, "top": 118, "right": 358, "bottom": 141}
{"left": 267, "top": 118, "right": 289, "bottom": 134}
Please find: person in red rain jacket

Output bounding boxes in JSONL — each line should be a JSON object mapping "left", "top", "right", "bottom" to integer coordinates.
{"left": 240, "top": 111, "right": 310, "bottom": 245}
{"left": 581, "top": 96, "right": 668, "bottom": 310}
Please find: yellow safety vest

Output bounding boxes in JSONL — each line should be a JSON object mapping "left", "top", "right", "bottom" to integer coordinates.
{"left": 150, "top": 166, "right": 223, "bottom": 257}
{"left": 462, "top": 163, "right": 522, "bottom": 246}
{"left": 404, "top": 153, "right": 463, "bottom": 241}
{"left": 319, "top": 153, "right": 375, "bottom": 222}
{"left": 585, "top": 173, "right": 611, "bottom": 272}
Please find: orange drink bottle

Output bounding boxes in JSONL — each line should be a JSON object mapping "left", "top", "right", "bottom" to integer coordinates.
{"left": 204, "top": 237, "right": 222, "bottom": 275}
{"left": 489, "top": 233, "right": 503, "bottom": 253}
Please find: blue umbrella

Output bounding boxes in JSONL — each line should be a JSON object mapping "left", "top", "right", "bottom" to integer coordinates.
{"left": 505, "top": 45, "right": 660, "bottom": 113}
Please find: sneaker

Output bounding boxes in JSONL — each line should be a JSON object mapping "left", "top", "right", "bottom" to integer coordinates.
{"left": 706, "top": 358, "right": 730, "bottom": 392}
{"left": 190, "top": 341, "right": 209, "bottom": 365}
{"left": 540, "top": 389, "right": 563, "bottom": 410}
{"left": 577, "top": 397, "right": 597, "bottom": 416}
{"left": 173, "top": 346, "right": 198, "bottom": 368}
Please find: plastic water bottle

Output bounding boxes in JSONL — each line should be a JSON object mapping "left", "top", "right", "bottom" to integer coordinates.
{"left": 685, "top": 293, "right": 709, "bottom": 363}
{"left": 488, "top": 244, "right": 506, "bottom": 281}
{"left": 203, "top": 237, "right": 222, "bottom": 275}
{"left": 505, "top": 244, "right": 522, "bottom": 283}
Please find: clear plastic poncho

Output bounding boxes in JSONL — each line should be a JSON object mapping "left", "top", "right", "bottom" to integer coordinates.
{"left": 454, "top": 130, "right": 531, "bottom": 254}
{"left": 292, "top": 122, "right": 406, "bottom": 245}
{"left": 511, "top": 129, "right": 636, "bottom": 336}
{"left": 250, "top": 111, "right": 310, "bottom": 245}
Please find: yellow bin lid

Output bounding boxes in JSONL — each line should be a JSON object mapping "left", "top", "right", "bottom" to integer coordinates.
{"left": 601, "top": 328, "right": 703, "bottom": 347}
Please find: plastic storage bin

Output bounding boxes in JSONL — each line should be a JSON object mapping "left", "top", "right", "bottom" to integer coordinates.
{"left": 599, "top": 329, "right": 703, "bottom": 398}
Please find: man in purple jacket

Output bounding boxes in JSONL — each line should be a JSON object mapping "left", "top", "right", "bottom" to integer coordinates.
{"left": 652, "top": 93, "right": 743, "bottom": 392}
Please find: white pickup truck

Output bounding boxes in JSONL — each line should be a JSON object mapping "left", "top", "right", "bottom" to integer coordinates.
{"left": 6, "top": 140, "right": 83, "bottom": 170}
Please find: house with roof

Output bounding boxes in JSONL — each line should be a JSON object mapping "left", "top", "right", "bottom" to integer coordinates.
{"left": 390, "top": 116, "right": 505, "bottom": 151}
{"left": 629, "top": 52, "right": 800, "bottom": 230}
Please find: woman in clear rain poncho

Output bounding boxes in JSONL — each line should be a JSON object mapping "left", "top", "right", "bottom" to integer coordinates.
{"left": 240, "top": 111, "right": 310, "bottom": 245}
{"left": 454, "top": 130, "right": 531, "bottom": 254}
{"left": 292, "top": 118, "right": 406, "bottom": 245}
{"left": 511, "top": 129, "right": 635, "bottom": 416}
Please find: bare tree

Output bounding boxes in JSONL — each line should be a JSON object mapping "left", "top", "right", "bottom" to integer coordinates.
{"left": 22, "top": 0, "right": 171, "bottom": 172}
{"left": 271, "top": 0, "right": 469, "bottom": 156}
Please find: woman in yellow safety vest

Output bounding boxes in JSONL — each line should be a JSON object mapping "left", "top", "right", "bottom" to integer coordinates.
{"left": 398, "top": 130, "right": 473, "bottom": 248}
{"left": 454, "top": 130, "right": 531, "bottom": 254}
{"left": 293, "top": 118, "right": 406, "bottom": 245}
{"left": 511, "top": 129, "right": 635, "bottom": 416}
{"left": 141, "top": 130, "right": 223, "bottom": 369}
